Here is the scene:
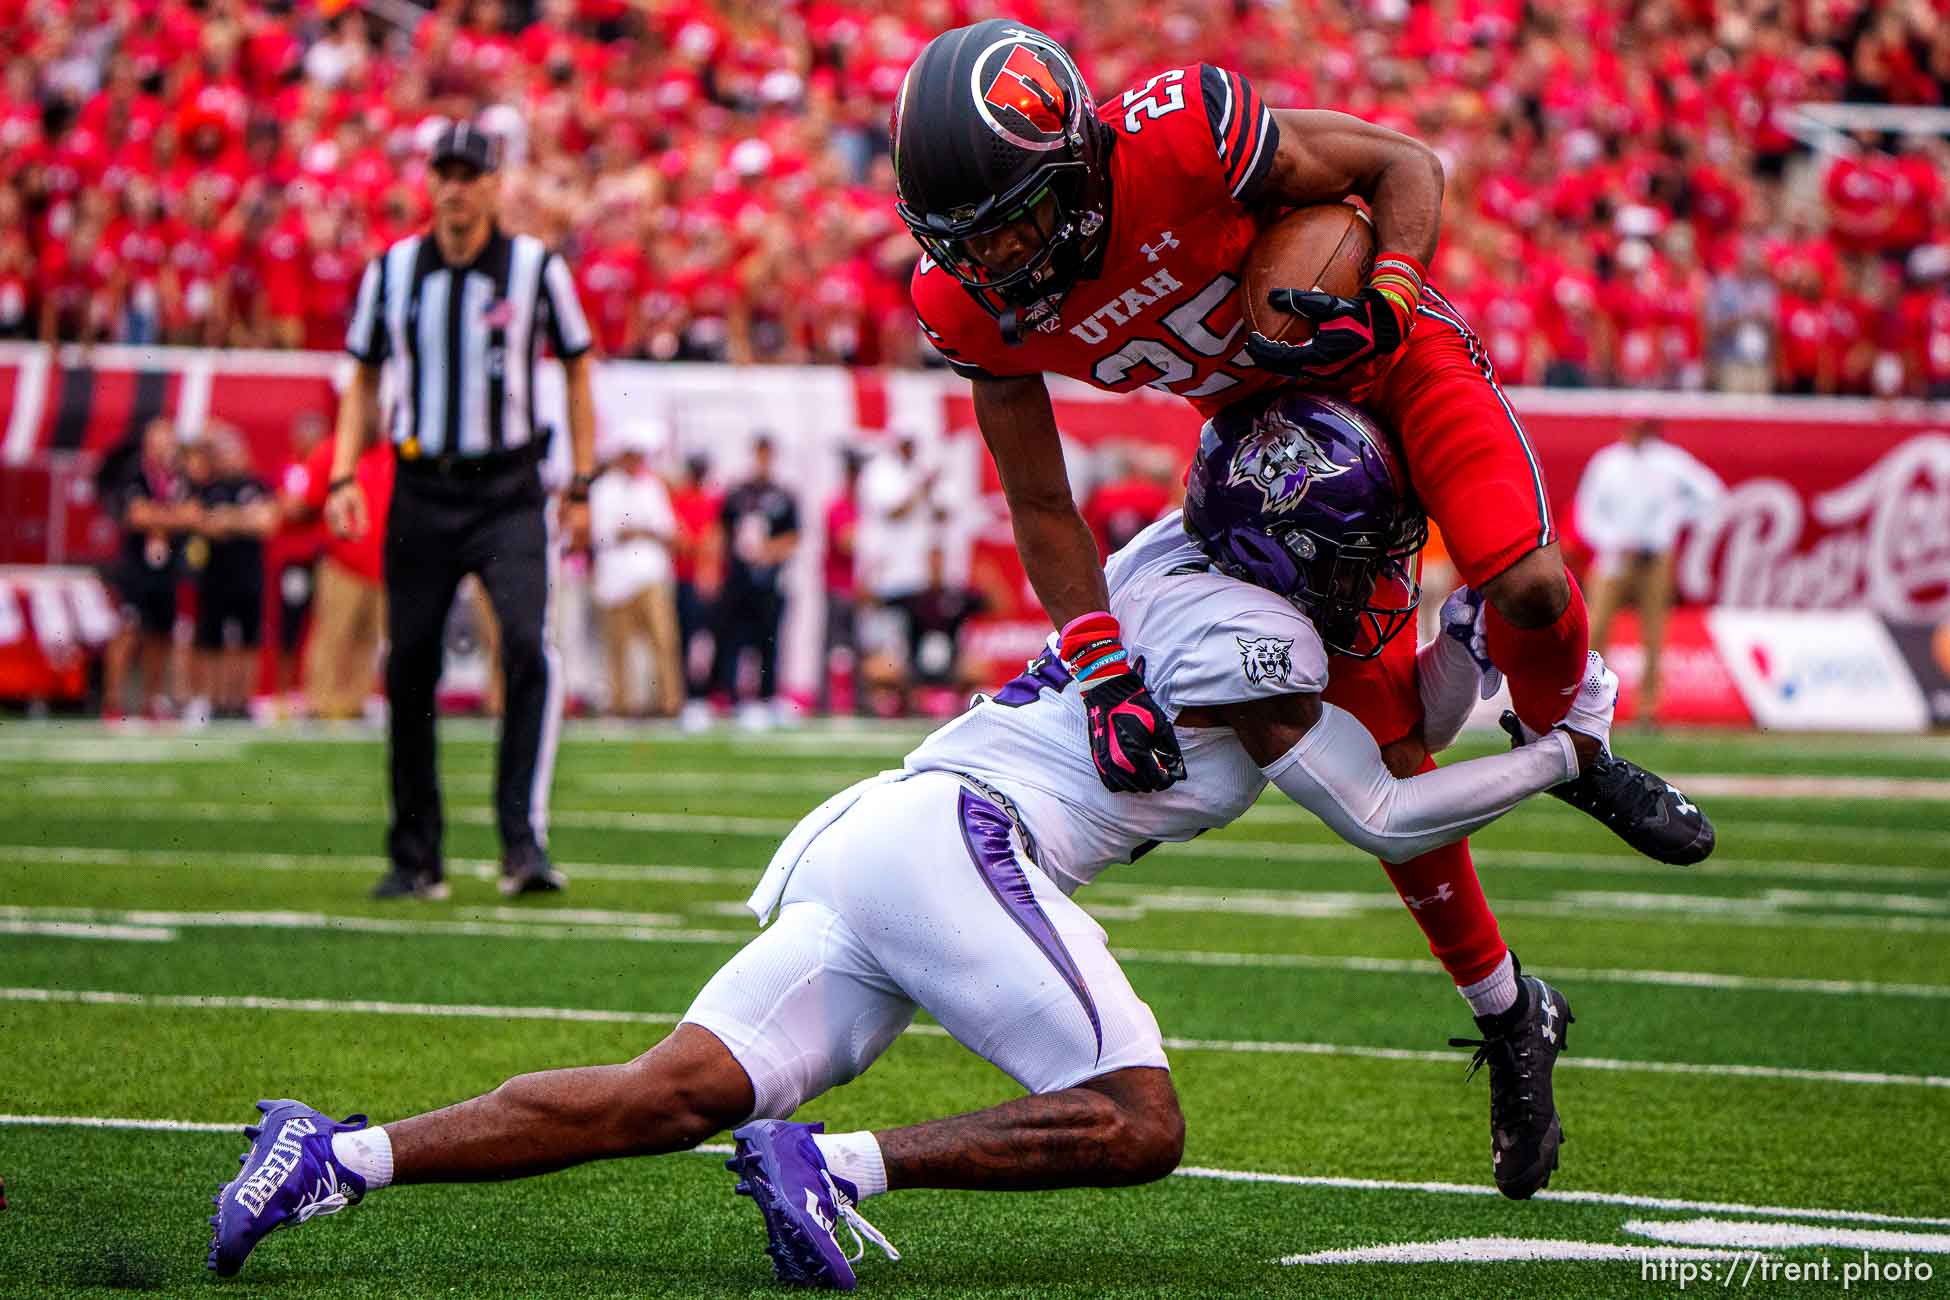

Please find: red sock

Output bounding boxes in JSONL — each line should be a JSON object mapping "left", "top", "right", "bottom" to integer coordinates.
{"left": 1379, "top": 776, "right": 1507, "bottom": 986}
{"left": 1485, "top": 568, "right": 1589, "bottom": 732}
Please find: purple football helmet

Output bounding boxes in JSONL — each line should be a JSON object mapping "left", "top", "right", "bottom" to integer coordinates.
{"left": 1183, "top": 392, "right": 1426, "bottom": 659}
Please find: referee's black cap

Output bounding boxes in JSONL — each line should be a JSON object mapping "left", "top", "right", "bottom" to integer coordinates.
{"left": 431, "top": 121, "right": 498, "bottom": 174}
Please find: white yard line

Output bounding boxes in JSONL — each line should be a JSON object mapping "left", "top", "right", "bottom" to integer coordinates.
{"left": 1111, "top": 948, "right": 1950, "bottom": 1001}
{"left": 9, "top": 985, "right": 1945, "bottom": 1090}
{"left": 1181, "top": 1166, "right": 1950, "bottom": 1229}
{"left": 0, "top": 844, "right": 755, "bottom": 885}
{"left": 1623, "top": 1217, "right": 1950, "bottom": 1254}
{"left": 0, "top": 987, "right": 680, "bottom": 1027}
{"left": 8, "top": 897, "right": 1950, "bottom": 997}
{"left": 0, "top": 919, "right": 174, "bottom": 942}
{"left": 4, "top": 1109, "right": 1945, "bottom": 1232}
{"left": 4, "top": 836, "right": 1937, "bottom": 890}
{"left": 0, "top": 906, "right": 749, "bottom": 947}
{"left": 1280, "top": 1238, "right": 1748, "bottom": 1265}
{"left": 9, "top": 800, "right": 1946, "bottom": 890}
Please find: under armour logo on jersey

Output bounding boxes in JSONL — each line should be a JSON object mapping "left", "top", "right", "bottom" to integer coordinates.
{"left": 1141, "top": 232, "right": 1179, "bottom": 263}
{"left": 1404, "top": 882, "right": 1454, "bottom": 910}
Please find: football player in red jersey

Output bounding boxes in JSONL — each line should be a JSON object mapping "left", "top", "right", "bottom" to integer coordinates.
{"left": 896, "top": 19, "right": 1714, "bottom": 1187}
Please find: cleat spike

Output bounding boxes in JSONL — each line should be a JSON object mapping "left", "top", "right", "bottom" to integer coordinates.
{"left": 243, "top": 1125, "right": 262, "bottom": 1140}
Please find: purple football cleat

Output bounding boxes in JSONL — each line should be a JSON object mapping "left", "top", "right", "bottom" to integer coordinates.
{"left": 726, "top": 1119, "right": 899, "bottom": 1290}
{"left": 206, "top": 1099, "right": 368, "bottom": 1278}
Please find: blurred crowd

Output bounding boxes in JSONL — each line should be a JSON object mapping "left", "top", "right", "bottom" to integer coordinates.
{"left": 4, "top": 0, "right": 1950, "bottom": 393}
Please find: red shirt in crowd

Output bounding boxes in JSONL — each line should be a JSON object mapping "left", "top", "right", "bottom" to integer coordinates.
{"left": 823, "top": 490, "right": 857, "bottom": 598}
{"left": 301, "top": 435, "right": 393, "bottom": 583}
{"left": 670, "top": 484, "right": 722, "bottom": 585}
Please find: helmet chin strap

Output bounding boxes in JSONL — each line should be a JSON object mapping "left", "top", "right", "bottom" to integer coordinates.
{"left": 998, "top": 307, "right": 1022, "bottom": 345}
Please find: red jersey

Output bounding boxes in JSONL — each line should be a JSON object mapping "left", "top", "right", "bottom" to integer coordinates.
{"left": 301, "top": 437, "right": 393, "bottom": 583}
{"left": 670, "top": 486, "right": 722, "bottom": 584}
{"left": 1904, "top": 289, "right": 1950, "bottom": 386}
{"left": 912, "top": 64, "right": 1296, "bottom": 420}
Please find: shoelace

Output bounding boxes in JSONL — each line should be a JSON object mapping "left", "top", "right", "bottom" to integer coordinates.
{"left": 1591, "top": 755, "right": 1676, "bottom": 825}
{"left": 1447, "top": 1032, "right": 1537, "bottom": 1130}
{"left": 819, "top": 1171, "right": 901, "bottom": 1265}
{"left": 291, "top": 1168, "right": 359, "bottom": 1225}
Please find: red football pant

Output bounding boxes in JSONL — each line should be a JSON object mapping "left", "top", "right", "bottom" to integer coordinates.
{"left": 1381, "top": 831, "right": 1509, "bottom": 988}
{"left": 1362, "top": 292, "right": 1590, "bottom": 730}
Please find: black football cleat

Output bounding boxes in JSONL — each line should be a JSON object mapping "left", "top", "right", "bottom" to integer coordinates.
{"left": 1450, "top": 965, "right": 1573, "bottom": 1200}
{"left": 498, "top": 851, "right": 566, "bottom": 899}
{"left": 1501, "top": 711, "right": 1715, "bottom": 865}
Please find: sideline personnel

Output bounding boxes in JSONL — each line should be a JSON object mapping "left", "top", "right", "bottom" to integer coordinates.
{"left": 326, "top": 121, "right": 598, "bottom": 900}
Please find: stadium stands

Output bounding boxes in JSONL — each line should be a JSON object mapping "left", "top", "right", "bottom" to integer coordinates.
{"left": 1, "top": 0, "right": 1946, "bottom": 393}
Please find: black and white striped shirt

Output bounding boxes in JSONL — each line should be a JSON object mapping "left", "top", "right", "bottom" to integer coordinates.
{"left": 345, "top": 228, "right": 593, "bottom": 457}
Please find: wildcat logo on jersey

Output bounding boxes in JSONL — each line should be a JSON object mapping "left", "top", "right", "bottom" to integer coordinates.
{"left": 1237, "top": 635, "right": 1294, "bottom": 686}
{"left": 1226, "top": 419, "right": 1350, "bottom": 515}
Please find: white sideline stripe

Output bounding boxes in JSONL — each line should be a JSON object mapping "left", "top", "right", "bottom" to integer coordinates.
{"left": 1112, "top": 948, "right": 1950, "bottom": 1001}
{"left": 1280, "top": 1237, "right": 1748, "bottom": 1266}
{"left": 0, "top": 737, "right": 249, "bottom": 763}
{"left": 1675, "top": 774, "right": 1950, "bottom": 802}
{"left": 9, "top": 898, "right": 1950, "bottom": 1000}
{"left": 0, "top": 920, "right": 175, "bottom": 942}
{"left": 0, "top": 907, "right": 749, "bottom": 947}
{"left": 0, "top": 1114, "right": 237, "bottom": 1134}
{"left": 1157, "top": 1033, "right": 1950, "bottom": 1089}
{"left": 0, "top": 798, "right": 806, "bottom": 837}
{"left": 0, "top": 845, "right": 754, "bottom": 885}
{"left": 4, "top": 838, "right": 1938, "bottom": 890}
{"left": 11, "top": 985, "right": 1946, "bottom": 1090}
{"left": 4, "top": 1109, "right": 1944, "bottom": 1235}
{"left": 0, "top": 987, "right": 682, "bottom": 1026}
{"left": 6, "top": 800, "right": 1943, "bottom": 886}
{"left": 1181, "top": 1167, "right": 1950, "bottom": 1229}
{"left": 1623, "top": 1217, "right": 1950, "bottom": 1254}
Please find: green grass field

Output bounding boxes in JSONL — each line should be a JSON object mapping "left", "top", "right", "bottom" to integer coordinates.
{"left": 2, "top": 720, "right": 1947, "bottom": 1298}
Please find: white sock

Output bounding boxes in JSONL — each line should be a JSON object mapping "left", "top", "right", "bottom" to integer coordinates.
{"left": 330, "top": 1126, "right": 394, "bottom": 1191}
{"left": 812, "top": 1130, "right": 887, "bottom": 1200}
{"left": 1459, "top": 952, "right": 1519, "bottom": 1019}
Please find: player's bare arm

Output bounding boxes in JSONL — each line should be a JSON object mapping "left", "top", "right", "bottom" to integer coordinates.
{"left": 1244, "top": 111, "right": 1445, "bottom": 384}
{"left": 970, "top": 373, "right": 1108, "bottom": 627}
{"left": 1259, "top": 109, "right": 1444, "bottom": 267}
{"left": 973, "top": 371, "right": 1188, "bottom": 794}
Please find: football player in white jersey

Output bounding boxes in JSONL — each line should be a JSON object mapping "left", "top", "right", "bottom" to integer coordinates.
{"left": 206, "top": 393, "right": 1617, "bottom": 1291}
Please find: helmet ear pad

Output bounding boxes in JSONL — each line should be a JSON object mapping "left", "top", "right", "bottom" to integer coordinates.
{"left": 1210, "top": 526, "right": 1305, "bottom": 595}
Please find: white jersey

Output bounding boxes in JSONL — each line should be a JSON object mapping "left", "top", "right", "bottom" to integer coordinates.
{"left": 904, "top": 513, "right": 1328, "bottom": 892}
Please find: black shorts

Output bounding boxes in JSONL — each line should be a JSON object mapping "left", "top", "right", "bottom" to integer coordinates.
{"left": 276, "top": 559, "right": 316, "bottom": 652}
{"left": 112, "top": 570, "right": 177, "bottom": 637}
{"left": 195, "top": 577, "right": 263, "bottom": 651}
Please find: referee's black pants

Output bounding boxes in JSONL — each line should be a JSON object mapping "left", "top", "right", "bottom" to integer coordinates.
{"left": 384, "top": 464, "right": 558, "bottom": 875}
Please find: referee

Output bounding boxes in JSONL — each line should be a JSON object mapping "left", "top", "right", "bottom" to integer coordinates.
{"left": 324, "top": 122, "right": 597, "bottom": 901}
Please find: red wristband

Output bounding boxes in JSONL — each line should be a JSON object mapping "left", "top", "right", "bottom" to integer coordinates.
{"left": 1059, "top": 611, "right": 1131, "bottom": 686}
{"left": 1368, "top": 250, "right": 1428, "bottom": 336}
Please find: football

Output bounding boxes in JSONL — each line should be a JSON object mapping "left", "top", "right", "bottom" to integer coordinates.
{"left": 1239, "top": 203, "right": 1377, "bottom": 345}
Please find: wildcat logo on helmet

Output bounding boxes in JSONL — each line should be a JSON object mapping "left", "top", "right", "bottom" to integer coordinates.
{"left": 1237, "top": 635, "right": 1295, "bottom": 686}
{"left": 1225, "top": 417, "right": 1352, "bottom": 516}
{"left": 974, "top": 34, "right": 1078, "bottom": 151}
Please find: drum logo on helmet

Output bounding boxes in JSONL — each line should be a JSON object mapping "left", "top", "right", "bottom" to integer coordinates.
{"left": 1226, "top": 420, "right": 1350, "bottom": 515}
{"left": 974, "top": 35, "right": 1075, "bottom": 152}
